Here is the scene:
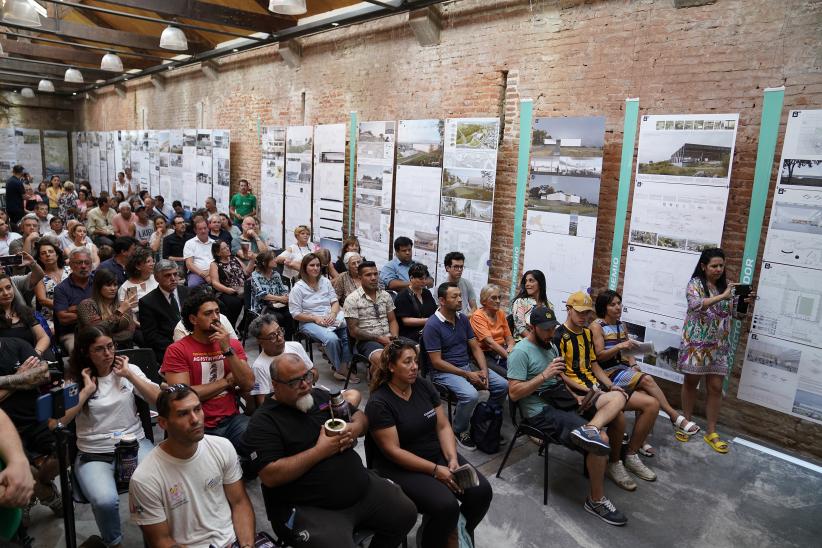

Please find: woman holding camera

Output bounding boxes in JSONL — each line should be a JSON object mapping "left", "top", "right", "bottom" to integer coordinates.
{"left": 366, "top": 338, "right": 492, "bottom": 548}
{"left": 56, "top": 326, "right": 160, "bottom": 548}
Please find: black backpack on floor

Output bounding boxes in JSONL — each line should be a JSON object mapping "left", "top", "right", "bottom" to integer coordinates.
{"left": 470, "top": 402, "right": 503, "bottom": 454}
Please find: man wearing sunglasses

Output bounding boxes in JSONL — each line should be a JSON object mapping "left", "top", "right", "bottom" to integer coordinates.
{"left": 244, "top": 354, "right": 416, "bottom": 547}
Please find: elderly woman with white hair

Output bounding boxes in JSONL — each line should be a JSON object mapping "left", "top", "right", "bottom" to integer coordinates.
{"left": 332, "top": 251, "right": 363, "bottom": 306}
{"left": 469, "top": 284, "right": 515, "bottom": 377}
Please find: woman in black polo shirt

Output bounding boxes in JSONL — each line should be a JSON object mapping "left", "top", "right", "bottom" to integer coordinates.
{"left": 365, "top": 338, "right": 492, "bottom": 548}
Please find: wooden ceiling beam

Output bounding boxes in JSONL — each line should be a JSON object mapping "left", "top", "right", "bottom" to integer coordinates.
{"left": 0, "top": 56, "right": 114, "bottom": 78}
{"left": 0, "top": 38, "right": 155, "bottom": 70}
{"left": 92, "top": 0, "right": 293, "bottom": 34}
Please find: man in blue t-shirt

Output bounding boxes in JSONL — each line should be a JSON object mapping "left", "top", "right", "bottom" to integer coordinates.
{"left": 422, "top": 282, "right": 508, "bottom": 451}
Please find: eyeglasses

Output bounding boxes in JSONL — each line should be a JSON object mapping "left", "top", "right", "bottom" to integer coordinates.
{"left": 90, "top": 342, "right": 115, "bottom": 354}
{"left": 257, "top": 328, "right": 285, "bottom": 341}
{"left": 162, "top": 383, "right": 188, "bottom": 393}
{"left": 273, "top": 370, "right": 313, "bottom": 389}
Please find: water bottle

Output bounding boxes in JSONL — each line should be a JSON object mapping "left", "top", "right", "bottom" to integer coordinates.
{"left": 329, "top": 391, "right": 351, "bottom": 422}
{"left": 114, "top": 433, "right": 140, "bottom": 492}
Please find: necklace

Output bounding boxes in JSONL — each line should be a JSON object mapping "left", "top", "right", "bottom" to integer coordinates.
{"left": 388, "top": 381, "right": 411, "bottom": 399}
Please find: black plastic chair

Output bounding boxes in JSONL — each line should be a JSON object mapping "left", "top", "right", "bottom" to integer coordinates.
{"left": 417, "top": 339, "right": 458, "bottom": 422}
{"left": 239, "top": 277, "right": 259, "bottom": 345}
{"left": 116, "top": 347, "right": 162, "bottom": 385}
{"left": 345, "top": 336, "right": 373, "bottom": 390}
{"left": 506, "top": 313, "right": 515, "bottom": 337}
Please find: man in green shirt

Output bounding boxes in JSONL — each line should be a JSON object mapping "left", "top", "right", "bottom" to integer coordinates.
{"left": 507, "top": 306, "right": 628, "bottom": 526}
{"left": 229, "top": 179, "right": 257, "bottom": 226}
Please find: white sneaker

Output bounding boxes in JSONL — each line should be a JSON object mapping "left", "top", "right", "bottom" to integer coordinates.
{"left": 607, "top": 461, "right": 637, "bottom": 491}
{"left": 624, "top": 453, "right": 657, "bottom": 481}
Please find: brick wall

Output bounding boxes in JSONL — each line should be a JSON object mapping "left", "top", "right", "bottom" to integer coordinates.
{"left": 0, "top": 94, "right": 75, "bottom": 131}
{"left": 74, "top": 0, "right": 822, "bottom": 458}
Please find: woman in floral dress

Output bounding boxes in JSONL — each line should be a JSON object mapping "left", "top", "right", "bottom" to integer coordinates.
{"left": 677, "top": 248, "right": 753, "bottom": 453}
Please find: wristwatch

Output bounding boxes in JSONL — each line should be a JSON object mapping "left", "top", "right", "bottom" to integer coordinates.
{"left": 222, "top": 346, "right": 234, "bottom": 358}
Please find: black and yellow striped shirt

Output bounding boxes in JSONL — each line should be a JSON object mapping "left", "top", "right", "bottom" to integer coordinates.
{"left": 553, "top": 324, "right": 599, "bottom": 388}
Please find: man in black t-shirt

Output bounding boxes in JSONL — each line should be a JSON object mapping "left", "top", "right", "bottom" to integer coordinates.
{"left": 244, "top": 354, "right": 416, "bottom": 548}
{"left": 0, "top": 337, "right": 64, "bottom": 521}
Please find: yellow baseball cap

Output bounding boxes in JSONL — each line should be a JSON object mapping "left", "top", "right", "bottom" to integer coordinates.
{"left": 566, "top": 291, "right": 594, "bottom": 312}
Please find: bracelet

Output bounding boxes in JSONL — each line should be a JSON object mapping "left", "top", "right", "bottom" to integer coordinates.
{"left": 432, "top": 463, "right": 438, "bottom": 477}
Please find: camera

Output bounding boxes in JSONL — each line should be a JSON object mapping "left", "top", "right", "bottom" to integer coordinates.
{"left": 0, "top": 254, "right": 23, "bottom": 267}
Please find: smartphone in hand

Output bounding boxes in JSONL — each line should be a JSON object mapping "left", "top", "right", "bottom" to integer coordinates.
{"left": 734, "top": 284, "right": 752, "bottom": 314}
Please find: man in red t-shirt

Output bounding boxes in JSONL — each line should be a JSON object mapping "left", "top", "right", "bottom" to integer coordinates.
{"left": 161, "top": 290, "right": 254, "bottom": 451}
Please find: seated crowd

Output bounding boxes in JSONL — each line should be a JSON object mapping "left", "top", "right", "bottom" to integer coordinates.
{"left": 1, "top": 172, "right": 705, "bottom": 548}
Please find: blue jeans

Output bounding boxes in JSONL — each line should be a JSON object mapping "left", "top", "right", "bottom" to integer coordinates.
{"left": 299, "top": 321, "right": 352, "bottom": 371}
{"left": 75, "top": 437, "right": 154, "bottom": 546}
{"left": 431, "top": 366, "right": 508, "bottom": 435}
{"left": 205, "top": 412, "right": 249, "bottom": 454}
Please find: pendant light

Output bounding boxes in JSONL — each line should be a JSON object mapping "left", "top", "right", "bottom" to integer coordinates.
{"left": 160, "top": 25, "right": 188, "bottom": 51}
{"left": 101, "top": 52, "right": 124, "bottom": 72}
{"left": 1, "top": 0, "right": 42, "bottom": 28}
{"left": 21, "top": 87, "right": 35, "bottom": 98}
{"left": 268, "top": 0, "right": 307, "bottom": 16}
{"left": 64, "top": 68, "right": 84, "bottom": 83}
{"left": 37, "top": 79, "right": 55, "bottom": 93}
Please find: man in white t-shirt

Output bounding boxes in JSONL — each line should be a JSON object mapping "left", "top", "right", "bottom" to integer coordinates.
{"left": 129, "top": 385, "right": 255, "bottom": 548}
{"left": 0, "top": 217, "right": 22, "bottom": 256}
{"left": 183, "top": 218, "right": 214, "bottom": 287}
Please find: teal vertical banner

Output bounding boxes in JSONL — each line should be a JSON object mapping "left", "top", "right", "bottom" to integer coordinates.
{"left": 608, "top": 98, "right": 640, "bottom": 290}
{"left": 347, "top": 111, "right": 358, "bottom": 236}
{"left": 725, "top": 87, "right": 785, "bottom": 390}
{"left": 509, "top": 99, "right": 533, "bottom": 304}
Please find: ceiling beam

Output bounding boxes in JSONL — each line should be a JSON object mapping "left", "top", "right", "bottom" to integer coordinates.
{"left": 0, "top": 56, "right": 115, "bottom": 77}
{"left": 91, "top": 0, "right": 293, "bottom": 34}
{"left": 0, "top": 38, "right": 152, "bottom": 69}
{"left": 0, "top": 32, "right": 179, "bottom": 63}
{"left": 0, "top": 70, "right": 84, "bottom": 87}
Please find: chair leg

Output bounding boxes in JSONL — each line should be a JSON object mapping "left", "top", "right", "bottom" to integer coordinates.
{"left": 496, "top": 427, "right": 521, "bottom": 478}
{"left": 543, "top": 443, "right": 550, "bottom": 506}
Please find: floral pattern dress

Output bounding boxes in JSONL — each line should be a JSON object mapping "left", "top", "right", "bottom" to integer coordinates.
{"left": 57, "top": 191, "right": 78, "bottom": 220}
{"left": 510, "top": 296, "right": 554, "bottom": 340}
{"left": 677, "top": 277, "right": 732, "bottom": 376}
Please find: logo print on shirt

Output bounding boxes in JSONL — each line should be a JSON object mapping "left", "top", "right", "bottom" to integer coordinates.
{"left": 167, "top": 483, "right": 188, "bottom": 509}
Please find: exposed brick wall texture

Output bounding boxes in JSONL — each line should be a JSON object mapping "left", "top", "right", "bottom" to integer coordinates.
{"left": 74, "top": 0, "right": 822, "bottom": 458}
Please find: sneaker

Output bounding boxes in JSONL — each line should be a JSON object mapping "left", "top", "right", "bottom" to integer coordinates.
{"left": 607, "top": 461, "right": 637, "bottom": 491}
{"left": 624, "top": 453, "right": 657, "bottom": 481}
{"left": 39, "top": 482, "right": 63, "bottom": 516}
{"left": 456, "top": 431, "right": 477, "bottom": 451}
{"left": 570, "top": 425, "right": 610, "bottom": 456}
{"left": 584, "top": 497, "right": 628, "bottom": 526}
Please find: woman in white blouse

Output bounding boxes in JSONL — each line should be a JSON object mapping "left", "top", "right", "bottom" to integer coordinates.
{"left": 277, "top": 224, "right": 319, "bottom": 280}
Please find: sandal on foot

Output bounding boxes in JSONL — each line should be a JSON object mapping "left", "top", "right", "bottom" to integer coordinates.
{"left": 674, "top": 430, "right": 690, "bottom": 442}
{"left": 673, "top": 415, "right": 700, "bottom": 437}
{"left": 703, "top": 432, "right": 729, "bottom": 454}
{"left": 638, "top": 443, "right": 655, "bottom": 457}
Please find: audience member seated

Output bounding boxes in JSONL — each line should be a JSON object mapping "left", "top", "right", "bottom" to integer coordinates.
{"left": 0, "top": 338, "right": 63, "bottom": 519}
{"left": 209, "top": 240, "right": 246, "bottom": 328}
{"left": 53, "top": 248, "right": 95, "bottom": 353}
{"left": 555, "top": 292, "right": 656, "bottom": 489}
{"left": 77, "top": 268, "right": 138, "bottom": 350}
{"left": 129, "top": 386, "right": 255, "bottom": 548}
{"left": 133, "top": 206, "right": 154, "bottom": 245}
{"left": 208, "top": 213, "right": 232, "bottom": 246}
{"left": 18, "top": 213, "right": 40, "bottom": 256}
{"left": 314, "top": 247, "right": 339, "bottom": 280}
{"left": 148, "top": 216, "right": 168, "bottom": 260}
{"left": 33, "top": 238, "right": 70, "bottom": 329}
{"left": 98, "top": 236, "right": 137, "bottom": 287}
{"left": 344, "top": 261, "right": 399, "bottom": 374}
{"left": 57, "top": 326, "right": 160, "bottom": 547}
{"left": 590, "top": 290, "right": 700, "bottom": 453}
{"left": 232, "top": 216, "right": 269, "bottom": 265}
{"left": 332, "top": 251, "right": 362, "bottom": 305}
{"left": 155, "top": 195, "right": 174, "bottom": 222}
{"left": 139, "top": 259, "right": 189, "bottom": 363}
{"left": 75, "top": 189, "right": 89, "bottom": 220}
{"left": 86, "top": 197, "right": 116, "bottom": 247}
{"left": 44, "top": 216, "right": 65, "bottom": 243}
{"left": 250, "top": 250, "right": 293, "bottom": 340}
{"left": 0, "top": 273, "right": 50, "bottom": 358}
{"left": 510, "top": 269, "right": 553, "bottom": 340}
{"left": 162, "top": 214, "right": 191, "bottom": 263}
{"left": 64, "top": 222, "right": 100, "bottom": 268}
{"left": 380, "top": 236, "right": 414, "bottom": 291}
{"left": 289, "top": 253, "right": 356, "bottom": 383}
{"left": 423, "top": 282, "right": 509, "bottom": 451}
{"left": 204, "top": 196, "right": 219, "bottom": 217}
{"left": 183, "top": 218, "right": 214, "bottom": 287}
{"left": 0, "top": 216, "right": 22, "bottom": 256}
{"left": 366, "top": 338, "right": 493, "bottom": 547}
{"left": 393, "top": 263, "right": 437, "bottom": 343}
{"left": 333, "top": 236, "right": 362, "bottom": 274}
{"left": 506, "top": 307, "right": 628, "bottom": 526}
{"left": 33, "top": 203, "right": 53, "bottom": 236}
{"left": 112, "top": 202, "right": 136, "bottom": 238}
{"left": 443, "top": 252, "right": 477, "bottom": 315}
{"left": 171, "top": 200, "right": 192, "bottom": 222}
{"left": 142, "top": 197, "right": 161, "bottom": 222}
{"left": 277, "top": 224, "right": 318, "bottom": 281}
{"left": 118, "top": 247, "right": 157, "bottom": 324}
{"left": 470, "top": 284, "right": 515, "bottom": 377}
{"left": 161, "top": 290, "right": 253, "bottom": 452}
{"left": 244, "top": 353, "right": 416, "bottom": 548}
{"left": 5, "top": 244, "right": 45, "bottom": 313}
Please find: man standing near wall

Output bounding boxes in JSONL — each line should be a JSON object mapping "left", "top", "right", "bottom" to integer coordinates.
{"left": 229, "top": 179, "right": 257, "bottom": 227}
{"left": 5, "top": 165, "right": 26, "bottom": 227}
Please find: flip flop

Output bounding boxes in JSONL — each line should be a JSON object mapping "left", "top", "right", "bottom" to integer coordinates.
{"left": 673, "top": 415, "right": 701, "bottom": 437}
{"left": 638, "top": 443, "right": 655, "bottom": 457}
{"left": 675, "top": 431, "right": 690, "bottom": 443}
{"left": 703, "top": 432, "right": 729, "bottom": 454}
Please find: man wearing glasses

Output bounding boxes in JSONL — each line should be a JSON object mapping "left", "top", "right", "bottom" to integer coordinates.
{"left": 244, "top": 354, "right": 416, "bottom": 547}
{"left": 53, "top": 248, "right": 95, "bottom": 353}
{"left": 161, "top": 290, "right": 254, "bottom": 452}
{"left": 443, "top": 251, "right": 477, "bottom": 315}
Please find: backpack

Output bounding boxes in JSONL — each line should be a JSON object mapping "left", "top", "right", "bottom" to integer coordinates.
{"left": 470, "top": 401, "right": 503, "bottom": 454}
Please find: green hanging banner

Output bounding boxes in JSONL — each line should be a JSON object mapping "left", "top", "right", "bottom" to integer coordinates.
{"left": 608, "top": 98, "right": 640, "bottom": 290}
{"left": 725, "top": 87, "right": 785, "bottom": 390}
{"left": 347, "top": 111, "right": 358, "bottom": 236}
{"left": 509, "top": 99, "right": 533, "bottom": 303}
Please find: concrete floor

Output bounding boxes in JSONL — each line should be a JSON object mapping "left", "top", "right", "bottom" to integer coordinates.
{"left": 23, "top": 340, "right": 822, "bottom": 548}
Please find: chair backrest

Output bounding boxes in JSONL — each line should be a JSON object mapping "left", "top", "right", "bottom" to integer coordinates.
{"left": 417, "top": 337, "right": 433, "bottom": 377}
{"left": 506, "top": 313, "right": 515, "bottom": 336}
{"left": 134, "top": 395, "right": 155, "bottom": 443}
{"left": 243, "top": 277, "right": 253, "bottom": 310}
{"left": 116, "top": 347, "right": 162, "bottom": 385}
